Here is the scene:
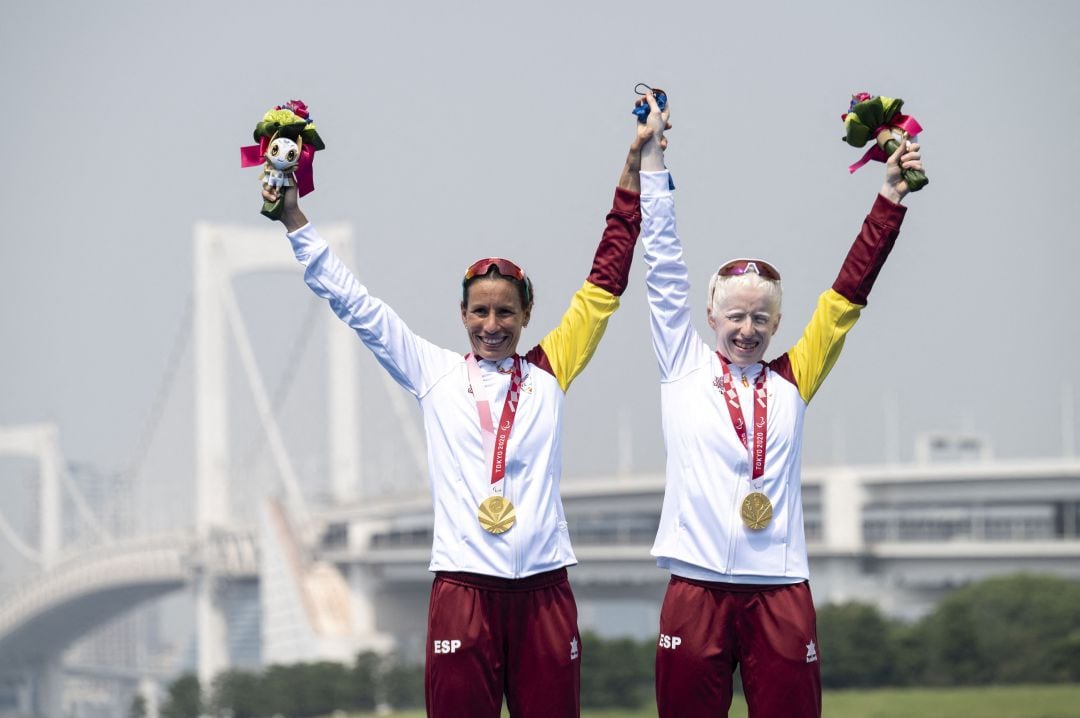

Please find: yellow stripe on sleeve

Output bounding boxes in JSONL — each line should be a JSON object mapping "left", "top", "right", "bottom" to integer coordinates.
{"left": 788, "top": 288, "right": 864, "bottom": 404}
{"left": 538, "top": 282, "right": 621, "bottom": 393}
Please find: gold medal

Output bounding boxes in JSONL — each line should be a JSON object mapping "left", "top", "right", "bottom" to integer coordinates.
{"left": 478, "top": 495, "right": 516, "bottom": 534}
{"left": 740, "top": 492, "right": 773, "bottom": 530}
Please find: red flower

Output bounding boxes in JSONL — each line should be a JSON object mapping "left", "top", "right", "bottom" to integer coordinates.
{"left": 280, "top": 99, "right": 310, "bottom": 119}
{"left": 848, "top": 92, "right": 874, "bottom": 113}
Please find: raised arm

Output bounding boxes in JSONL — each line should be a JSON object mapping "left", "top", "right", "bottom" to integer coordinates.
{"left": 637, "top": 92, "right": 705, "bottom": 379}
{"left": 618, "top": 101, "right": 670, "bottom": 192}
{"left": 528, "top": 136, "right": 647, "bottom": 391}
{"left": 779, "top": 138, "right": 924, "bottom": 403}
{"left": 263, "top": 184, "right": 453, "bottom": 397}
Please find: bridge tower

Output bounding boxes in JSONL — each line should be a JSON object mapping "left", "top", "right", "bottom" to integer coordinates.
{"left": 1, "top": 424, "right": 135, "bottom": 718}
{"left": 193, "top": 221, "right": 361, "bottom": 690}
{"left": 0, "top": 424, "right": 65, "bottom": 718}
{"left": 0, "top": 424, "right": 62, "bottom": 571}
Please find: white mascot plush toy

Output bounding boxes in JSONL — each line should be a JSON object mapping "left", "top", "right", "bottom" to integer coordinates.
{"left": 262, "top": 136, "right": 300, "bottom": 189}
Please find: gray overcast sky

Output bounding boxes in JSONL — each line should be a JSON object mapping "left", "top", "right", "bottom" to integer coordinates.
{"left": 2, "top": 1, "right": 1079, "bottom": 533}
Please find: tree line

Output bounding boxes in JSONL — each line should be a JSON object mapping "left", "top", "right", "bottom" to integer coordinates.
{"left": 817, "top": 573, "right": 1080, "bottom": 688}
{"left": 152, "top": 653, "right": 422, "bottom": 718}
{"left": 148, "top": 573, "right": 1080, "bottom": 716}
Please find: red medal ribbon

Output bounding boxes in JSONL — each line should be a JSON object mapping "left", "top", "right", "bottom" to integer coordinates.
{"left": 467, "top": 355, "right": 523, "bottom": 492}
{"left": 716, "top": 355, "right": 768, "bottom": 486}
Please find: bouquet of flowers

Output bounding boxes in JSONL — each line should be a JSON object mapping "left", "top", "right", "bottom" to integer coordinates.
{"left": 841, "top": 92, "right": 927, "bottom": 193}
{"left": 240, "top": 100, "right": 326, "bottom": 219}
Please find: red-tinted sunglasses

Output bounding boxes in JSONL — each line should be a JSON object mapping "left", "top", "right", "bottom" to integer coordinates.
{"left": 464, "top": 257, "right": 527, "bottom": 282}
{"left": 717, "top": 258, "right": 782, "bottom": 281}
{"left": 463, "top": 257, "right": 533, "bottom": 303}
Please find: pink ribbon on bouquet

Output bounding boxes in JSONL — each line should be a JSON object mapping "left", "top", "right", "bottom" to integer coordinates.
{"left": 239, "top": 137, "right": 318, "bottom": 196}
{"left": 847, "top": 114, "right": 924, "bottom": 174}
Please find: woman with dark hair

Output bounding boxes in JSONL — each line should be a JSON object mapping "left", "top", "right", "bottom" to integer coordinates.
{"left": 260, "top": 118, "right": 666, "bottom": 717}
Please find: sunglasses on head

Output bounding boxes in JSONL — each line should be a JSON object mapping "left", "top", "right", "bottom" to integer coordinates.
{"left": 463, "top": 257, "right": 532, "bottom": 303}
{"left": 710, "top": 258, "right": 781, "bottom": 304}
{"left": 464, "top": 257, "right": 527, "bottom": 282}
{"left": 716, "top": 258, "right": 782, "bottom": 282}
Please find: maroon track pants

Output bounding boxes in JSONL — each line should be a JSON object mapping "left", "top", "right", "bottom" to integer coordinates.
{"left": 655, "top": 576, "right": 821, "bottom": 718}
{"left": 425, "top": 567, "right": 581, "bottom": 718}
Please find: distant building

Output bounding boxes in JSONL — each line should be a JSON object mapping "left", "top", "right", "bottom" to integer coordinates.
{"left": 3, "top": 435, "right": 1079, "bottom": 715}
{"left": 314, "top": 450, "right": 1080, "bottom": 647}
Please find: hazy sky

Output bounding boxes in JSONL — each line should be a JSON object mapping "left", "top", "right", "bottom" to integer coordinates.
{"left": 2, "top": 1, "right": 1079, "bottom": 536}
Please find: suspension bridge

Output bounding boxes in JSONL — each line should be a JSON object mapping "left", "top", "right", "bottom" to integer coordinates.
{"left": 2, "top": 223, "right": 1079, "bottom": 717}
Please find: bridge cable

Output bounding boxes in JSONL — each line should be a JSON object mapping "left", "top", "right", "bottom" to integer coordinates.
{"left": 377, "top": 370, "right": 430, "bottom": 495}
{"left": 58, "top": 293, "right": 194, "bottom": 544}
{"left": 0, "top": 440, "right": 43, "bottom": 564}
{"left": 118, "top": 293, "right": 193, "bottom": 491}
{"left": 219, "top": 279, "right": 311, "bottom": 528}
{"left": 57, "top": 458, "right": 114, "bottom": 545}
{"left": 236, "top": 297, "right": 320, "bottom": 474}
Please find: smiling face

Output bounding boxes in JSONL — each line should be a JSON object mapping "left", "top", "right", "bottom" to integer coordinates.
{"left": 461, "top": 277, "right": 532, "bottom": 361}
{"left": 266, "top": 137, "right": 300, "bottom": 170}
{"left": 708, "top": 282, "right": 781, "bottom": 367}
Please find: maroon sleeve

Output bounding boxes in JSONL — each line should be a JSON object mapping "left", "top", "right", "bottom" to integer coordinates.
{"left": 586, "top": 186, "right": 641, "bottom": 297}
{"left": 768, "top": 353, "right": 798, "bottom": 389}
{"left": 831, "top": 194, "right": 907, "bottom": 305}
{"left": 524, "top": 344, "right": 554, "bottom": 378}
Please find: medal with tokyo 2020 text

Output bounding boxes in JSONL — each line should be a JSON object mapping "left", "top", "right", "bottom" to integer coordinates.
{"left": 717, "top": 355, "right": 773, "bottom": 530}
{"left": 467, "top": 355, "right": 523, "bottom": 534}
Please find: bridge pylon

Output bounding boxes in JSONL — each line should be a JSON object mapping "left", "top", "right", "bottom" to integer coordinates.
{"left": 193, "top": 220, "right": 361, "bottom": 689}
{"left": 0, "top": 423, "right": 62, "bottom": 571}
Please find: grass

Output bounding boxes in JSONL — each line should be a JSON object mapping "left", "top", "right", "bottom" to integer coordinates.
{"left": 822, "top": 684, "right": 1080, "bottom": 718}
{"left": 346, "top": 684, "right": 1080, "bottom": 717}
